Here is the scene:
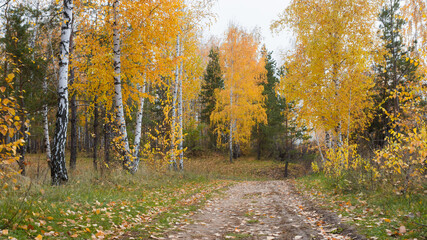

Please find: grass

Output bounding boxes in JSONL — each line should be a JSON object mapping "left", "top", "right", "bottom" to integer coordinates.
{"left": 225, "top": 232, "right": 252, "bottom": 239}
{"left": 185, "top": 153, "right": 308, "bottom": 180}
{"left": 296, "top": 173, "right": 427, "bottom": 240}
{"left": 247, "top": 219, "right": 259, "bottom": 224}
{"left": 0, "top": 152, "right": 294, "bottom": 239}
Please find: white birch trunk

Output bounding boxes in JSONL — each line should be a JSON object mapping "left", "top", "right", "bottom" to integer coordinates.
{"left": 42, "top": 80, "right": 51, "bottom": 162}
{"left": 347, "top": 90, "right": 351, "bottom": 143}
{"left": 229, "top": 86, "right": 233, "bottom": 163}
{"left": 50, "top": 0, "right": 72, "bottom": 185}
{"left": 170, "top": 35, "right": 180, "bottom": 170}
{"left": 315, "top": 132, "right": 326, "bottom": 163}
{"left": 112, "top": 0, "right": 131, "bottom": 170}
{"left": 337, "top": 122, "right": 343, "bottom": 147}
{"left": 326, "top": 131, "right": 332, "bottom": 149}
{"left": 131, "top": 81, "right": 146, "bottom": 173}
{"left": 178, "top": 55, "right": 184, "bottom": 170}
{"left": 177, "top": 38, "right": 185, "bottom": 170}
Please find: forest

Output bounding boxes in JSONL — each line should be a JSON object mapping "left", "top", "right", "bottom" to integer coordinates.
{"left": 0, "top": 0, "right": 426, "bottom": 239}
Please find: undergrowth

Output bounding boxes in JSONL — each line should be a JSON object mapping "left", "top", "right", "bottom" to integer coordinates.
{"left": 297, "top": 173, "right": 426, "bottom": 240}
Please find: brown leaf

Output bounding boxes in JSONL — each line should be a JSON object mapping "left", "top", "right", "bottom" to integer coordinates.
{"left": 399, "top": 225, "right": 406, "bottom": 234}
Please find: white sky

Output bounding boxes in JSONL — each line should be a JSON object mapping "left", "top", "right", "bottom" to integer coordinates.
{"left": 203, "top": 0, "right": 294, "bottom": 64}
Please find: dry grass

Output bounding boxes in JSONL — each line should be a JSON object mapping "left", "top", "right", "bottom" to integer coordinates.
{"left": 185, "top": 152, "right": 308, "bottom": 180}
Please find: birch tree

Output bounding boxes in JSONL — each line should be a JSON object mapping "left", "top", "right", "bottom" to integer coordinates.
{"left": 212, "top": 24, "right": 267, "bottom": 162}
{"left": 50, "top": 0, "right": 73, "bottom": 185}
{"left": 112, "top": 0, "right": 132, "bottom": 170}
{"left": 174, "top": 0, "right": 215, "bottom": 170}
{"left": 170, "top": 35, "right": 181, "bottom": 170}
{"left": 131, "top": 81, "right": 146, "bottom": 173}
{"left": 42, "top": 80, "right": 51, "bottom": 163}
{"left": 272, "top": 0, "right": 379, "bottom": 148}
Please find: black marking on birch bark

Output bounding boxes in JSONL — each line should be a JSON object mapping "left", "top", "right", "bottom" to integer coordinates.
{"left": 51, "top": 0, "right": 72, "bottom": 185}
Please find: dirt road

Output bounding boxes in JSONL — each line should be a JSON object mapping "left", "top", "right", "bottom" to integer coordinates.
{"left": 162, "top": 181, "right": 363, "bottom": 240}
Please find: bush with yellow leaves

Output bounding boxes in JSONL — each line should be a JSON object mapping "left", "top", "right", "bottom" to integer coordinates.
{"left": 0, "top": 73, "right": 26, "bottom": 188}
{"left": 320, "top": 143, "right": 378, "bottom": 190}
{"left": 315, "top": 84, "right": 427, "bottom": 193}
{"left": 374, "top": 86, "right": 427, "bottom": 193}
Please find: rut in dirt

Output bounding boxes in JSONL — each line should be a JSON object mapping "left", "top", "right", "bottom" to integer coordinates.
{"left": 161, "top": 181, "right": 364, "bottom": 240}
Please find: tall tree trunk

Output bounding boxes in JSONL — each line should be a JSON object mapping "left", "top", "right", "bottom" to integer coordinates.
{"left": 257, "top": 127, "right": 262, "bottom": 160}
{"left": 315, "top": 132, "right": 326, "bottom": 163}
{"left": 170, "top": 35, "right": 180, "bottom": 170}
{"left": 229, "top": 87, "right": 233, "bottom": 163}
{"left": 84, "top": 111, "right": 90, "bottom": 152}
{"left": 112, "top": 0, "right": 131, "bottom": 170}
{"left": 284, "top": 160, "right": 289, "bottom": 178}
{"left": 18, "top": 83, "right": 27, "bottom": 176}
{"left": 103, "top": 107, "right": 110, "bottom": 175}
{"left": 337, "top": 122, "right": 343, "bottom": 147}
{"left": 178, "top": 50, "right": 184, "bottom": 171}
{"left": 50, "top": 0, "right": 73, "bottom": 185}
{"left": 284, "top": 111, "right": 290, "bottom": 177}
{"left": 42, "top": 75, "right": 51, "bottom": 163}
{"left": 93, "top": 98, "right": 98, "bottom": 171}
{"left": 131, "top": 82, "right": 146, "bottom": 173}
{"left": 69, "top": 30, "right": 77, "bottom": 170}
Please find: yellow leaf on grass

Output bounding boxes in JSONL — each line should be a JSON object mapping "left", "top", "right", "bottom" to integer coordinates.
{"left": 96, "top": 209, "right": 101, "bottom": 214}
{"left": 35, "top": 234, "right": 43, "bottom": 240}
{"left": 2, "top": 229, "right": 8, "bottom": 235}
{"left": 384, "top": 218, "right": 391, "bottom": 223}
{"left": 46, "top": 216, "right": 53, "bottom": 220}
{"left": 95, "top": 231, "right": 105, "bottom": 237}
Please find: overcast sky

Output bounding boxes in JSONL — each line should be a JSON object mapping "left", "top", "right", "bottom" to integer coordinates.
{"left": 203, "top": 0, "right": 294, "bottom": 64}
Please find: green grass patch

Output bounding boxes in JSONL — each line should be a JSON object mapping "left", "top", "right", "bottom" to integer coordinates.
{"left": 226, "top": 232, "right": 252, "bottom": 239}
{"left": 296, "top": 173, "right": 427, "bottom": 239}
{"left": 247, "top": 219, "right": 259, "bottom": 224}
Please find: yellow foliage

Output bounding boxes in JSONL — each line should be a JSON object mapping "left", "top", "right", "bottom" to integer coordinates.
{"left": 324, "top": 143, "right": 377, "bottom": 180}
{"left": 374, "top": 83, "right": 427, "bottom": 191}
{"left": 211, "top": 24, "right": 267, "bottom": 150}
{"left": 273, "top": 0, "right": 379, "bottom": 142}
{"left": 0, "top": 74, "right": 25, "bottom": 185}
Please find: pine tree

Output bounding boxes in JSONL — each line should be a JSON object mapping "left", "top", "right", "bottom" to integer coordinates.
{"left": 369, "top": 0, "right": 420, "bottom": 146}
{"left": 256, "top": 49, "right": 284, "bottom": 160}
{"left": 0, "top": 5, "right": 48, "bottom": 175}
{"left": 200, "top": 47, "right": 223, "bottom": 124}
{"left": 200, "top": 47, "right": 223, "bottom": 149}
